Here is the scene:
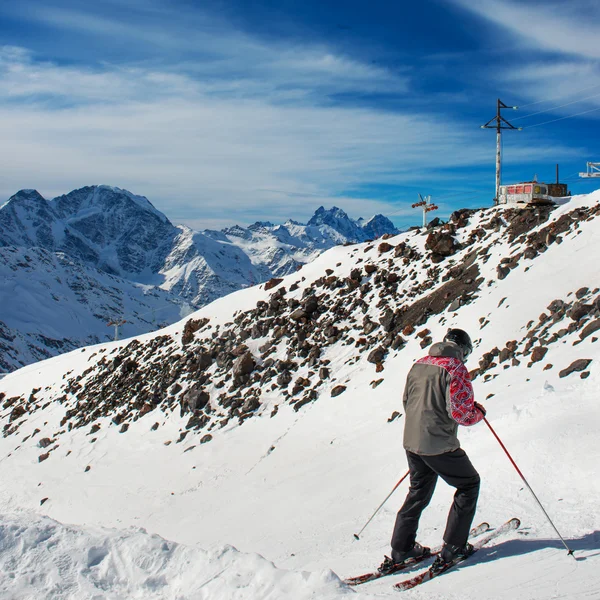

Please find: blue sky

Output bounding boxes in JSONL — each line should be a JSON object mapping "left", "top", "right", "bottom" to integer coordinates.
{"left": 1, "top": 0, "right": 599, "bottom": 229}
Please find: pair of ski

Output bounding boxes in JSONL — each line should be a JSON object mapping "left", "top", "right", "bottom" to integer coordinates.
{"left": 344, "top": 517, "right": 520, "bottom": 591}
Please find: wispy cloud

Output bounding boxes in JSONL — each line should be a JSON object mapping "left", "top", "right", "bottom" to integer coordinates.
{"left": 447, "top": 0, "right": 600, "bottom": 60}
{"left": 0, "top": 44, "right": 579, "bottom": 227}
{"left": 0, "top": 0, "right": 589, "bottom": 228}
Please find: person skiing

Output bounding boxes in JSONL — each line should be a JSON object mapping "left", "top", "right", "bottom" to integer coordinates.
{"left": 379, "top": 328, "right": 486, "bottom": 576}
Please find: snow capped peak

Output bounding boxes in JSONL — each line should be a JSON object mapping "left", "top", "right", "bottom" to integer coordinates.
{"left": 50, "top": 185, "right": 171, "bottom": 225}
{"left": 361, "top": 213, "right": 398, "bottom": 239}
{"left": 307, "top": 205, "right": 351, "bottom": 227}
{"left": 247, "top": 221, "right": 275, "bottom": 232}
{"left": 306, "top": 205, "right": 399, "bottom": 241}
{"left": 5, "top": 188, "right": 46, "bottom": 206}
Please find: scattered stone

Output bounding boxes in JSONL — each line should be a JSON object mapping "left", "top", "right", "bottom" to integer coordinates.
{"left": 568, "top": 302, "right": 592, "bottom": 321}
{"left": 232, "top": 352, "right": 256, "bottom": 378}
{"left": 264, "top": 278, "right": 284, "bottom": 291}
{"left": 181, "top": 318, "right": 209, "bottom": 345}
{"left": 419, "top": 336, "right": 433, "bottom": 349}
{"left": 497, "top": 265, "right": 510, "bottom": 280}
{"left": 580, "top": 319, "right": 600, "bottom": 340}
{"left": 559, "top": 359, "right": 592, "bottom": 378}
{"left": 331, "top": 385, "right": 347, "bottom": 397}
{"left": 367, "top": 347, "right": 387, "bottom": 364}
{"left": 530, "top": 347, "right": 548, "bottom": 363}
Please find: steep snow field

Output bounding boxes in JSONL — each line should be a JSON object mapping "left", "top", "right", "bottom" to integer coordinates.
{"left": 1, "top": 192, "right": 600, "bottom": 599}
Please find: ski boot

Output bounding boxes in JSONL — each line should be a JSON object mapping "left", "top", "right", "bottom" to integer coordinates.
{"left": 378, "top": 542, "right": 431, "bottom": 575}
{"left": 430, "top": 541, "right": 474, "bottom": 576}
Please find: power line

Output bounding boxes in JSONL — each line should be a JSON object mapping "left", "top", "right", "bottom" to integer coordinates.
{"left": 512, "top": 91, "right": 600, "bottom": 121}
{"left": 521, "top": 106, "right": 600, "bottom": 129}
{"left": 516, "top": 82, "right": 600, "bottom": 109}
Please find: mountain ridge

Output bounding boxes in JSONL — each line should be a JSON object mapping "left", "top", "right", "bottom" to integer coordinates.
{"left": 0, "top": 185, "right": 399, "bottom": 372}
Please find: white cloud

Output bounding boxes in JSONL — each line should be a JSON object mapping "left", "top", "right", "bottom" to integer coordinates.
{"left": 0, "top": 31, "right": 583, "bottom": 228}
{"left": 448, "top": 0, "right": 600, "bottom": 60}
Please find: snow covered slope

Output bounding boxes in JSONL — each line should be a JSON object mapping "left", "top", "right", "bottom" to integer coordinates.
{"left": 1, "top": 191, "right": 599, "bottom": 599}
{"left": 0, "top": 186, "right": 398, "bottom": 372}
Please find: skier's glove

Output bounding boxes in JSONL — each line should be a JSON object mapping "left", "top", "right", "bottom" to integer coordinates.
{"left": 474, "top": 402, "right": 487, "bottom": 416}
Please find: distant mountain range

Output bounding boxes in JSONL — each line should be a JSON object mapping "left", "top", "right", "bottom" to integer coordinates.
{"left": 0, "top": 185, "right": 399, "bottom": 371}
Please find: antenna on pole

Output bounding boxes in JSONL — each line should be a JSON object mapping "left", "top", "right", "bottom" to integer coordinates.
{"left": 412, "top": 194, "right": 438, "bottom": 227}
{"left": 481, "top": 99, "right": 522, "bottom": 205}
{"left": 107, "top": 319, "right": 127, "bottom": 341}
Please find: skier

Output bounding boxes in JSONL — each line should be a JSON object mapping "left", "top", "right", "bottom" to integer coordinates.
{"left": 379, "top": 328, "right": 486, "bottom": 576}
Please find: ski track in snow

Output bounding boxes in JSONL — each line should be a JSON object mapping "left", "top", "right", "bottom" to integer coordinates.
{"left": 1, "top": 191, "right": 600, "bottom": 599}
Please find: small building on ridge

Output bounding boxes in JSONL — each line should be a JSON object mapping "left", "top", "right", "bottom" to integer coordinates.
{"left": 497, "top": 181, "right": 570, "bottom": 206}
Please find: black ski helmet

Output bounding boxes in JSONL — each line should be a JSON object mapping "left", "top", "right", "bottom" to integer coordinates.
{"left": 444, "top": 328, "right": 473, "bottom": 360}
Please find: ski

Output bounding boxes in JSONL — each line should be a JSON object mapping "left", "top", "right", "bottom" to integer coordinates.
{"left": 393, "top": 517, "right": 521, "bottom": 592}
{"left": 343, "top": 521, "right": 490, "bottom": 586}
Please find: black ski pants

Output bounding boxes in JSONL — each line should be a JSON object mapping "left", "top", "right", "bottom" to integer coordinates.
{"left": 391, "top": 448, "right": 480, "bottom": 552}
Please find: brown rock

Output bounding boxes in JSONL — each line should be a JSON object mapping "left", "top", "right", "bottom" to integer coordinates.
{"left": 331, "top": 385, "right": 347, "bottom": 397}
{"left": 264, "top": 278, "right": 284, "bottom": 291}
{"left": 559, "top": 359, "right": 592, "bottom": 378}
{"left": 367, "top": 346, "right": 387, "bottom": 364}
{"left": 530, "top": 346, "right": 548, "bottom": 363}
{"left": 425, "top": 231, "right": 456, "bottom": 257}
{"left": 568, "top": 302, "right": 592, "bottom": 321}
{"left": 233, "top": 352, "right": 255, "bottom": 378}
{"left": 290, "top": 308, "right": 308, "bottom": 321}
{"left": 580, "top": 319, "right": 600, "bottom": 340}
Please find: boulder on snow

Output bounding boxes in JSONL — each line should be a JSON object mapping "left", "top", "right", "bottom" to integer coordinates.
{"left": 367, "top": 347, "right": 387, "bottom": 364}
{"left": 232, "top": 352, "right": 256, "bottom": 378}
{"left": 264, "top": 278, "right": 284, "bottom": 291}
{"left": 559, "top": 359, "right": 592, "bottom": 378}
{"left": 425, "top": 231, "right": 456, "bottom": 256}
{"left": 579, "top": 319, "right": 600, "bottom": 340}
{"left": 331, "top": 385, "right": 347, "bottom": 397}
{"left": 530, "top": 346, "right": 548, "bottom": 364}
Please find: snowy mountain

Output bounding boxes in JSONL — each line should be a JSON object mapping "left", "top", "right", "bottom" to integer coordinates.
{"left": 1, "top": 189, "right": 599, "bottom": 599}
{"left": 0, "top": 186, "right": 398, "bottom": 372}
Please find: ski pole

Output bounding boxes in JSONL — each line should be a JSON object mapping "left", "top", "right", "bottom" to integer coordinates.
{"left": 353, "top": 470, "right": 410, "bottom": 541}
{"left": 482, "top": 416, "right": 575, "bottom": 558}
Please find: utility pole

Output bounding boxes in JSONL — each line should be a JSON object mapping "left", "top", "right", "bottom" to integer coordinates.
{"left": 411, "top": 194, "right": 438, "bottom": 227}
{"left": 107, "top": 319, "right": 126, "bottom": 341}
{"left": 481, "top": 99, "right": 521, "bottom": 204}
